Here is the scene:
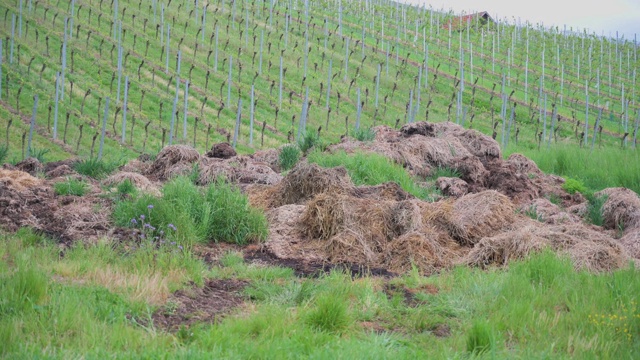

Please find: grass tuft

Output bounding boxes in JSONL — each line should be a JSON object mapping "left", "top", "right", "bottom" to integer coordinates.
{"left": 305, "top": 294, "right": 352, "bottom": 334}
{"left": 0, "top": 144, "right": 8, "bottom": 164}
{"left": 279, "top": 144, "right": 301, "bottom": 171}
{"left": 352, "top": 127, "right": 376, "bottom": 142}
{"left": 466, "top": 320, "right": 494, "bottom": 355}
{"left": 54, "top": 178, "right": 89, "bottom": 196}
{"left": 74, "top": 158, "right": 120, "bottom": 179}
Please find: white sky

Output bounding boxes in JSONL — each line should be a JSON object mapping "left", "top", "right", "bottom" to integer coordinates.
{"left": 403, "top": 0, "right": 640, "bottom": 40}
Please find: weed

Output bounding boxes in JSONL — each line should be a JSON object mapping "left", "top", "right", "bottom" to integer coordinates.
{"left": 54, "top": 177, "right": 89, "bottom": 196}
{"left": 428, "top": 166, "right": 461, "bottom": 179}
{"left": 28, "top": 148, "right": 50, "bottom": 163}
{"left": 352, "top": 127, "right": 376, "bottom": 142}
{"left": 562, "top": 177, "right": 587, "bottom": 194}
{"left": 116, "top": 179, "right": 136, "bottom": 197}
{"left": 524, "top": 205, "right": 542, "bottom": 222}
{"left": 74, "top": 158, "right": 119, "bottom": 179}
{"left": 279, "top": 144, "right": 300, "bottom": 171}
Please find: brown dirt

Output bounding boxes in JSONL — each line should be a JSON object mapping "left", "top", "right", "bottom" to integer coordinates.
{"left": 15, "top": 157, "right": 43, "bottom": 175}
{"left": 432, "top": 324, "right": 452, "bottom": 338}
{"left": 46, "top": 165, "right": 77, "bottom": 179}
{"left": 205, "top": 142, "right": 237, "bottom": 159}
{"left": 152, "top": 279, "right": 247, "bottom": 331}
{"left": 383, "top": 283, "right": 424, "bottom": 307}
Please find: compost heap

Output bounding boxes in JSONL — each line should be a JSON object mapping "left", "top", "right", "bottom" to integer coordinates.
{"left": 1, "top": 121, "right": 639, "bottom": 274}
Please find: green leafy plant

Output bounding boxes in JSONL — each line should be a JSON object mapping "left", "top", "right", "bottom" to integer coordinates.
{"left": 585, "top": 193, "right": 608, "bottom": 226}
{"left": 562, "top": 178, "right": 587, "bottom": 194}
{"left": 54, "top": 178, "right": 89, "bottom": 196}
{"left": 279, "top": 144, "right": 300, "bottom": 171}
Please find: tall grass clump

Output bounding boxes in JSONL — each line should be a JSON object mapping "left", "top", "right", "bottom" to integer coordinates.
{"left": 305, "top": 294, "right": 352, "bottom": 334}
{"left": 585, "top": 193, "right": 608, "bottom": 226}
{"left": 466, "top": 320, "right": 494, "bottom": 355}
{"left": 113, "top": 176, "right": 267, "bottom": 245}
{"left": 54, "top": 178, "right": 89, "bottom": 196}
{"left": 352, "top": 127, "right": 376, "bottom": 142}
{"left": 308, "top": 150, "right": 433, "bottom": 199}
{"left": 508, "top": 145, "right": 640, "bottom": 193}
{"left": 74, "top": 158, "right": 120, "bottom": 179}
{"left": 279, "top": 144, "right": 300, "bottom": 171}
{"left": 0, "top": 266, "right": 49, "bottom": 316}
{"left": 298, "top": 129, "right": 320, "bottom": 154}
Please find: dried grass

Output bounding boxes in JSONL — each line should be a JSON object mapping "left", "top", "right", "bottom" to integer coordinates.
{"left": 147, "top": 145, "right": 200, "bottom": 180}
{"left": 519, "top": 198, "right": 580, "bottom": 225}
{"left": 270, "top": 162, "right": 353, "bottom": 207}
{"left": 385, "top": 228, "right": 462, "bottom": 275}
{"left": 507, "top": 153, "right": 542, "bottom": 177}
{"left": 0, "top": 169, "right": 42, "bottom": 191}
{"left": 596, "top": 188, "right": 640, "bottom": 231}
{"left": 103, "top": 171, "right": 158, "bottom": 194}
{"left": 440, "top": 190, "right": 516, "bottom": 245}
{"left": 457, "top": 129, "right": 501, "bottom": 160}
{"left": 619, "top": 230, "right": 640, "bottom": 260}
{"left": 54, "top": 198, "right": 111, "bottom": 242}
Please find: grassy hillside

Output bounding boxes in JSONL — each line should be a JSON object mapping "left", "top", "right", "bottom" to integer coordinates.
{"left": 0, "top": 0, "right": 638, "bottom": 165}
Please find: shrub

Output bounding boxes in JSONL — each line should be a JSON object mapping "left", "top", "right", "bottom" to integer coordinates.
{"left": 352, "top": 127, "right": 376, "bottom": 142}
{"left": 54, "top": 178, "right": 89, "bottom": 196}
{"left": 74, "top": 158, "right": 119, "bottom": 179}
{"left": 562, "top": 178, "right": 587, "bottom": 195}
{"left": 113, "top": 176, "right": 268, "bottom": 245}
{"left": 466, "top": 320, "right": 494, "bottom": 355}
{"left": 279, "top": 145, "right": 300, "bottom": 171}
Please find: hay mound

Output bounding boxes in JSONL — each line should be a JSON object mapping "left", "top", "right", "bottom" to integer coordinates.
{"left": 15, "top": 157, "right": 43, "bottom": 175}
{"left": 384, "top": 228, "right": 462, "bottom": 275}
{"left": 596, "top": 188, "right": 640, "bottom": 231}
{"left": 120, "top": 159, "right": 152, "bottom": 174}
{"left": 103, "top": 172, "right": 158, "bottom": 194}
{"left": 484, "top": 159, "right": 541, "bottom": 205}
{"left": 251, "top": 149, "right": 281, "bottom": 173}
{"left": 466, "top": 222, "right": 630, "bottom": 272}
{"left": 53, "top": 198, "right": 111, "bottom": 243}
{"left": 400, "top": 122, "right": 436, "bottom": 137}
{"left": 263, "top": 205, "right": 321, "bottom": 260}
{"left": 449, "top": 156, "right": 488, "bottom": 186}
{"left": 351, "top": 182, "right": 414, "bottom": 201}
{"left": 0, "top": 169, "right": 42, "bottom": 191}
{"left": 619, "top": 230, "right": 640, "bottom": 260}
{"left": 205, "top": 142, "right": 237, "bottom": 159}
{"left": 147, "top": 145, "right": 200, "bottom": 180}
{"left": 46, "top": 165, "right": 76, "bottom": 179}
{"left": 457, "top": 129, "right": 501, "bottom": 161}
{"left": 198, "top": 156, "right": 282, "bottom": 186}
{"left": 269, "top": 162, "right": 353, "bottom": 207}
{"left": 507, "top": 153, "right": 542, "bottom": 177}
{"left": 519, "top": 198, "right": 580, "bottom": 224}
{"left": 300, "top": 193, "right": 395, "bottom": 264}
{"left": 440, "top": 190, "right": 516, "bottom": 245}
{"left": 436, "top": 177, "right": 468, "bottom": 197}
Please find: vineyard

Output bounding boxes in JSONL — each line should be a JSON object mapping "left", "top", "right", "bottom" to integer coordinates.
{"left": 0, "top": 0, "right": 638, "bottom": 163}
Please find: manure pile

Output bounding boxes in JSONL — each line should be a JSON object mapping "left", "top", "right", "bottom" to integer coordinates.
{"left": 2, "top": 121, "right": 639, "bottom": 274}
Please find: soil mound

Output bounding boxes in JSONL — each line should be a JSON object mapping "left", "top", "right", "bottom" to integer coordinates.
{"left": 15, "top": 157, "right": 43, "bottom": 175}
{"left": 147, "top": 145, "right": 200, "bottom": 180}
{"left": 46, "top": 165, "right": 76, "bottom": 179}
{"left": 205, "top": 142, "right": 237, "bottom": 159}
{"left": 596, "top": 188, "right": 640, "bottom": 232}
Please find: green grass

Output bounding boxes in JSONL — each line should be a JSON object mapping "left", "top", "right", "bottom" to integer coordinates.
{"left": 279, "top": 144, "right": 301, "bottom": 171}
{"left": 352, "top": 127, "right": 377, "bottom": 142}
{"left": 113, "top": 176, "right": 268, "bottom": 245}
{"left": 507, "top": 145, "right": 640, "bottom": 194}
{"left": 308, "top": 150, "right": 437, "bottom": 200}
{"left": 53, "top": 177, "right": 89, "bottom": 196}
{"left": 2, "top": 231, "right": 640, "bottom": 358}
{"left": 73, "top": 158, "right": 121, "bottom": 180}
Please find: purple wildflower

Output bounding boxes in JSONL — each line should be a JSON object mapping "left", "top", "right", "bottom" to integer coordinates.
{"left": 131, "top": 218, "right": 137, "bottom": 225}
{"left": 178, "top": 245, "right": 183, "bottom": 250}
{"left": 168, "top": 224, "right": 177, "bottom": 231}
{"left": 139, "top": 214, "right": 146, "bottom": 220}
{"left": 147, "top": 205, "right": 154, "bottom": 210}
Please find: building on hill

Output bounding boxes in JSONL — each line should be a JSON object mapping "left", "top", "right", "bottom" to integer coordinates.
{"left": 443, "top": 11, "right": 495, "bottom": 32}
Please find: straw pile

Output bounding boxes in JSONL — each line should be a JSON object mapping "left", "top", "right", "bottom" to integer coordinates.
{"left": 0, "top": 169, "right": 42, "bottom": 191}
{"left": 466, "top": 221, "right": 630, "bottom": 272}
{"left": 596, "top": 188, "right": 640, "bottom": 231}
{"left": 147, "top": 145, "right": 200, "bottom": 180}
{"left": 436, "top": 177, "right": 468, "bottom": 197}
{"left": 519, "top": 198, "right": 580, "bottom": 225}
{"left": 457, "top": 129, "right": 502, "bottom": 161}
{"left": 103, "top": 172, "right": 159, "bottom": 194}
{"left": 438, "top": 190, "right": 516, "bottom": 245}
{"left": 384, "top": 228, "right": 463, "bottom": 275}
{"left": 619, "top": 230, "right": 640, "bottom": 260}
{"left": 198, "top": 156, "right": 282, "bottom": 186}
